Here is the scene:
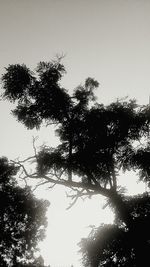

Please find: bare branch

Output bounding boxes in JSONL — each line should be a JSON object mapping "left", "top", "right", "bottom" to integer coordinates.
{"left": 66, "top": 189, "right": 85, "bottom": 209}
{"left": 16, "top": 156, "right": 36, "bottom": 164}
{"left": 11, "top": 159, "right": 114, "bottom": 201}
{"left": 66, "top": 195, "right": 79, "bottom": 210}
{"left": 66, "top": 187, "right": 100, "bottom": 210}
{"left": 32, "top": 136, "right": 38, "bottom": 158}
{"left": 18, "top": 169, "right": 28, "bottom": 187}
{"left": 32, "top": 180, "right": 51, "bottom": 192}
{"left": 48, "top": 183, "right": 57, "bottom": 189}
{"left": 46, "top": 121, "right": 59, "bottom": 127}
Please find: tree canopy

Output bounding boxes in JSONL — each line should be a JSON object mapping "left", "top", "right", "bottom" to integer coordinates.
{"left": 1, "top": 59, "right": 150, "bottom": 266}
{"left": 79, "top": 193, "right": 150, "bottom": 267}
{"left": 0, "top": 157, "right": 49, "bottom": 266}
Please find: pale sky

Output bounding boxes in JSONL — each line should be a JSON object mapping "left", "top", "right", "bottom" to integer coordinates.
{"left": 0, "top": 0, "right": 149, "bottom": 266}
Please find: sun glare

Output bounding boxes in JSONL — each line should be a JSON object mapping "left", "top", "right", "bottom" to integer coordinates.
{"left": 37, "top": 187, "right": 114, "bottom": 266}
{"left": 37, "top": 170, "right": 146, "bottom": 267}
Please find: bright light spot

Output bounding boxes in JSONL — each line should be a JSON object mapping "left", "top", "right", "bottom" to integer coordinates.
{"left": 118, "top": 171, "right": 146, "bottom": 195}
{"left": 36, "top": 171, "right": 146, "bottom": 267}
{"left": 37, "top": 187, "right": 114, "bottom": 267}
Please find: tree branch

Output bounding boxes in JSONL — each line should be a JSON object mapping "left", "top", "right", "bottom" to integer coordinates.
{"left": 11, "top": 159, "right": 113, "bottom": 199}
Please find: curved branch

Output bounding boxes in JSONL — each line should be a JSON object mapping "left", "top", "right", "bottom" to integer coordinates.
{"left": 12, "top": 159, "right": 113, "bottom": 199}
{"left": 11, "top": 158, "right": 133, "bottom": 226}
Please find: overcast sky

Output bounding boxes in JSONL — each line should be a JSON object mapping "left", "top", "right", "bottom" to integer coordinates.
{"left": 0, "top": 0, "right": 149, "bottom": 266}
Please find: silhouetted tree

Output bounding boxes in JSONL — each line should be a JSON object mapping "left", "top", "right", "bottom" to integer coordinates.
{"left": 1, "top": 59, "right": 150, "bottom": 266}
{"left": 79, "top": 193, "right": 150, "bottom": 267}
{"left": 0, "top": 157, "right": 49, "bottom": 266}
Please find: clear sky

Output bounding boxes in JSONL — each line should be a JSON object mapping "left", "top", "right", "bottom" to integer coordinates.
{"left": 0, "top": 0, "right": 149, "bottom": 266}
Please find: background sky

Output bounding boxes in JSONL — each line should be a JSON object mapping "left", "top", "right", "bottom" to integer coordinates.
{"left": 0, "top": 0, "right": 149, "bottom": 266}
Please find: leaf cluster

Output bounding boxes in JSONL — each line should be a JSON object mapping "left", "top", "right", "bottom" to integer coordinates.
{"left": 0, "top": 157, "right": 49, "bottom": 266}
{"left": 79, "top": 194, "right": 150, "bottom": 267}
{"left": 2, "top": 61, "right": 149, "bottom": 188}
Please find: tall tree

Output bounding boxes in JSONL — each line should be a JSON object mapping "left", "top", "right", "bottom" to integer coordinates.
{"left": 0, "top": 157, "right": 49, "bottom": 266}
{"left": 1, "top": 60, "right": 150, "bottom": 265}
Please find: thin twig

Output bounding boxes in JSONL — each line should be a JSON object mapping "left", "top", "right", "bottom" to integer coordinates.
{"left": 16, "top": 156, "right": 36, "bottom": 164}
{"left": 10, "top": 159, "right": 113, "bottom": 200}
{"left": 66, "top": 195, "right": 79, "bottom": 210}
{"left": 32, "top": 136, "right": 38, "bottom": 158}
{"left": 32, "top": 180, "right": 50, "bottom": 192}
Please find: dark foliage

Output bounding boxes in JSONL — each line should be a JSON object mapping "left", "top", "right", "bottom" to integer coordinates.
{"left": 0, "top": 157, "right": 49, "bottom": 266}
{"left": 79, "top": 193, "right": 150, "bottom": 267}
{"left": 2, "top": 62, "right": 149, "bottom": 187}
{"left": 1, "top": 59, "right": 150, "bottom": 266}
{"left": 2, "top": 61, "right": 72, "bottom": 129}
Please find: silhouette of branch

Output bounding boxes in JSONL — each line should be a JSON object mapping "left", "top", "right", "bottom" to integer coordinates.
{"left": 32, "top": 180, "right": 51, "bottom": 192}
{"left": 48, "top": 183, "right": 57, "bottom": 189}
{"left": 66, "top": 187, "right": 99, "bottom": 209}
{"left": 66, "top": 189, "right": 85, "bottom": 210}
{"left": 11, "top": 159, "right": 113, "bottom": 200}
{"left": 66, "top": 195, "right": 80, "bottom": 210}
{"left": 18, "top": 168, "right": 28, "bottom": 186}
{"left": 16, "top": 156, "right": 36, "bottom": 163}
{"left": 46, "top": 121, "right": 59, "bottom": 127}
{"left": 32, "top": 136, "right": 38, "bottom": 158}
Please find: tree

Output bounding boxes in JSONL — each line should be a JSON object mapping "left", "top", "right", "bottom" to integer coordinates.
{"left": 0, "top": 157, "right": 49, "bottom": 266}
{"left": 1, "top": 60, "right": 150, "bottom": 266}
{"left": 79, "top": 193, "right": 150, "bottom": 267}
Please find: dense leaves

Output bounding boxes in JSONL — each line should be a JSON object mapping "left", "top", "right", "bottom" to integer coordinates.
{"left": 2, "top": 64, "right": 33, "bottom": 101}
{"left": 37, "top": 99, "right": 150, "bottom": 188}
{"left": 2, "top": 61, "right": 72, "bottom": 129}
{"left": 1, "top": 60, "right": 150, "bottom": 266}
{"left": 79, "top": 193, "right": 150, "bottom": 267}
{"left": 1, "top": 59, "right": 150, "bottom": 200}
{"left": 0, "top": 157, "right": 49, "bottom": 266}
